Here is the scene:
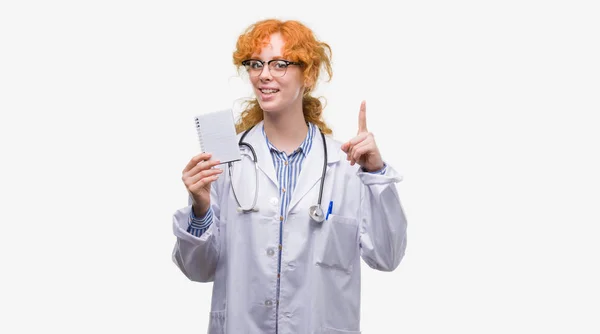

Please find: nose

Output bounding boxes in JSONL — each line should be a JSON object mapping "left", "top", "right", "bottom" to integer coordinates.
{"left": 258, "top": 64, "right": 272, "bottom": 81}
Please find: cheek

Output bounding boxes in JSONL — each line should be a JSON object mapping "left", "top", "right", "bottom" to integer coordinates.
{"left": 281, "top": 78, "right": 303, "bottom": 95}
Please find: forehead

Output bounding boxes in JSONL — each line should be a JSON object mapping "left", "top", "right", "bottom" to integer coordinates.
{"left": 252, "top": 33, "right": 285, "bottom": 58}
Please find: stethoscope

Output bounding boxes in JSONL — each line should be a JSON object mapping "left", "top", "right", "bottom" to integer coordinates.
{"left": 228, "top": 124, "right": 328, "bottom": 223}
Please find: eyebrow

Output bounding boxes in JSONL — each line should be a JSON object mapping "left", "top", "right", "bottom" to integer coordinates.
{"left": 249, "top": 56, "right": 286, "bottom": 61}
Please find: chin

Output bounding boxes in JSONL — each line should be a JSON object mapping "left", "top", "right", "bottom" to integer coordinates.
{"left": 258, "top": 101, "right": 281, "bottom": 113}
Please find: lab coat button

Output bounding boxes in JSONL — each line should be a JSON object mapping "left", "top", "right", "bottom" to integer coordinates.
{"left": 264, "top": 300, "right": 273, "bottom": 306}
{"left": 270, "top": 197, "right": 279, "bottom": 206}
{"left": 267, "top": 248, "right": 275, "bottom": 256}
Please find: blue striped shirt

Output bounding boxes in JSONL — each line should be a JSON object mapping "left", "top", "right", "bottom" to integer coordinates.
{"left": 265, "top": 123, "right": 315, "bottom": 333}
{"left": 265, "top": 123, "right": 315, "bottom": 222}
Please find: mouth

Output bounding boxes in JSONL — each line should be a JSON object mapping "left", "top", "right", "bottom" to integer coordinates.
{"left": 259, "top": 88, "right": 280, "bottom": 95}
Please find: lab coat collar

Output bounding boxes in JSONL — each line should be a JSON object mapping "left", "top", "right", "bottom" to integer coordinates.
{"left": 241, "top": 121, "right": 341, "bottom": 211}
{"left": 241, "top": 122, "right": 278, "bottom": 188}
{"left": 288, "top": 123, "right": 340, "bottom": 212}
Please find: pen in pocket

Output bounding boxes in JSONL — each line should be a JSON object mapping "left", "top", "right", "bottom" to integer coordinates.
{"left": 326, "top": 201, "right": 333, "bottom": 220}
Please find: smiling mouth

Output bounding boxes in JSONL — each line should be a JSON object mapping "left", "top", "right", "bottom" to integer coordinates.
{"left": 260, "top": 89, "right": 280, "bottom": 94}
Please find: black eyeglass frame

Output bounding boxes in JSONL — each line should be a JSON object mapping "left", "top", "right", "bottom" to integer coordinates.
{"left": 241, "top": 59, "right": 303, "bottom": 77}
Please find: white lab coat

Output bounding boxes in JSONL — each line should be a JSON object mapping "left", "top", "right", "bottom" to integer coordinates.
{"left": 172, "top": 122, "right": 407, "bottom": 334}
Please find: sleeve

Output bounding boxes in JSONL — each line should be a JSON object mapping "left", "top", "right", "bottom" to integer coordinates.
{"left": 357, "top": 163, "right": 408, "bottom": 272}
{"left": 187, "top": 207, "right": 214, "bottom": 237}
{"left": 362, "top": 163, "right": 387, "bottom": 175}
{"left": 171, "top": 170, "right": 225, "bottom": 283}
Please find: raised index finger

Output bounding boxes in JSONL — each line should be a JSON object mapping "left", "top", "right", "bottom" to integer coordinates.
{"left": 358, "top": 100, "right": 367, "bottom": 133}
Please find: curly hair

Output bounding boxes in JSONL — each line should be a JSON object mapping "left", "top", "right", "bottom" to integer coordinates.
{"left": 232, "top": 19, "right": 333, "bottom": 134}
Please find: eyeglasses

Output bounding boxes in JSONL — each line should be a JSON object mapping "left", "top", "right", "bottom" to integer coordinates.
{"left": 241, "top": 59, "right": 302, "bottom": 78}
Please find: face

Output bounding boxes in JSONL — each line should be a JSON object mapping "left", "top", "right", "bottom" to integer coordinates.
{"left": 248, "top": 33, "right": 304, "bottom": 114}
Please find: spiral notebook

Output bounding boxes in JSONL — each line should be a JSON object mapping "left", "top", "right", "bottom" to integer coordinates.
{"left": 194, "top": 109, "right": 241, "bottom": 165}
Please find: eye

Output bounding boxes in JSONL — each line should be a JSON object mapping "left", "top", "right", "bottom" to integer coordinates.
{"left": 244, "top": 60, "right": 263, "bottom": 70}
{"left": 273, "top": 60, "right": 288, "bottom": 69}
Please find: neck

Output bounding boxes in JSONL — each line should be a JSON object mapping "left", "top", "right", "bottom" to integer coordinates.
{"left": 263, "top": 106, "right": 308, "bottom": 155}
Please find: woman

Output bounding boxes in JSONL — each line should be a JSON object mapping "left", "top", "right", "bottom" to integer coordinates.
{"left": 173, "top": 19, "right": 407, "bottom": 334}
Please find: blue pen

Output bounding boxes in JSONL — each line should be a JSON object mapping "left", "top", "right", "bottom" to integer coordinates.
{"left": 326, "top": 201, "right": 333, "bottom": 220}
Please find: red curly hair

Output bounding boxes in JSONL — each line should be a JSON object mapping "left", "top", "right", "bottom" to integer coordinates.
{"left": 232, "top": 19, "right": 333, "bottom": 134}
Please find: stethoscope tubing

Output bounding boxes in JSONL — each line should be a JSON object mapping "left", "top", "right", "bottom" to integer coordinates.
{"left": 231, "top": 124, "right": 328, "bottom": 220}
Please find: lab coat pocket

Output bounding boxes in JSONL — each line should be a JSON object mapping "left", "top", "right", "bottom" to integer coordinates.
{"left": 315, "top": 214, "right": 359, "bottom": 272}
{"left": 207, "top": 310, "right": 226, "bottom": 334}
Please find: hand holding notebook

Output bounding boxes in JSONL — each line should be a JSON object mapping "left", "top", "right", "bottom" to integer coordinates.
{"left": 194, "top": 109, "right": 241, "bottom": 165}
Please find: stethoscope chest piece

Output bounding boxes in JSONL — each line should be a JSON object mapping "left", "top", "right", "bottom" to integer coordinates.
{"left": 309, "top": 205, "right": 325, "bottom": 223}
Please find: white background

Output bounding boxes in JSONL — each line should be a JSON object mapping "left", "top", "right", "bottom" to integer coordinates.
{"left": 1, "top": 0, "right": 599, "bottom": 333}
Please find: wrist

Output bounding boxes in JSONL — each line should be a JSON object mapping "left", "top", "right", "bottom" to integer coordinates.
{"left": 192, "top": 204, "right": 209, "bottom": 218}
{"left": 362, "top": 162, "right": 387, "bottom": 174}
{"left": 362, "top": 164, "right": 385, "bottom": 173}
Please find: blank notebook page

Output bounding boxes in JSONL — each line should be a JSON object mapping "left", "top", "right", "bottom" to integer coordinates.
{"left": 194, "top": 109, "right": 241, "bottom": 164}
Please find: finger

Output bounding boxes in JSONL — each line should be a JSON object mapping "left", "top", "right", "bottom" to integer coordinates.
{"left": 185, "top": 159, "right": 222, "bottom": 177}
{"left": 348, "top": 143, "right": 358, "bottom": 165}
{"left": 188, "top": 174, "right": 220, "bottom": 193}
{"left": 349, "top": 139, "right": 372, "bottom": 165}
{"left": 349, "top": 132, "right": 369, "bottom": 146}
{"left": 183, "top": 153, "right": 213, "bottom": 173}
{"left": 348, "top": 132, "right": 373, "bottom": 163}
{"left": 341, "top": 141, "right": 350, "bottom": 153}
{"left": 189, "top": 169, "right": 223, "bottom": 188}
{"left": 351, "top": 141, "right": 371, "bottom": 162}
{"left": 346, "top": 135, "right": 368, "bottom": 161}
{"left": 358, "top": 100, "right": 367, "bottom": 133}
{"left": 184, "top": 168, "right": 223, "bottom": 187}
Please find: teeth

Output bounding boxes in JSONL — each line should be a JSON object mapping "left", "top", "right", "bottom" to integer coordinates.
{"left": 261, "top": 89, "right": 278, "bottom": 94}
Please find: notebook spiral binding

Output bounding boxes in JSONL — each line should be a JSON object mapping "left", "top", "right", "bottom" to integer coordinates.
{"left": 194, "top": 116, "right": 204, "bottom": 153}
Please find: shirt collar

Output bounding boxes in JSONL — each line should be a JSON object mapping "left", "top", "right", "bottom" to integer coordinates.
{"left": 262, "top": 122, "right": 316, "bottom": 157}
